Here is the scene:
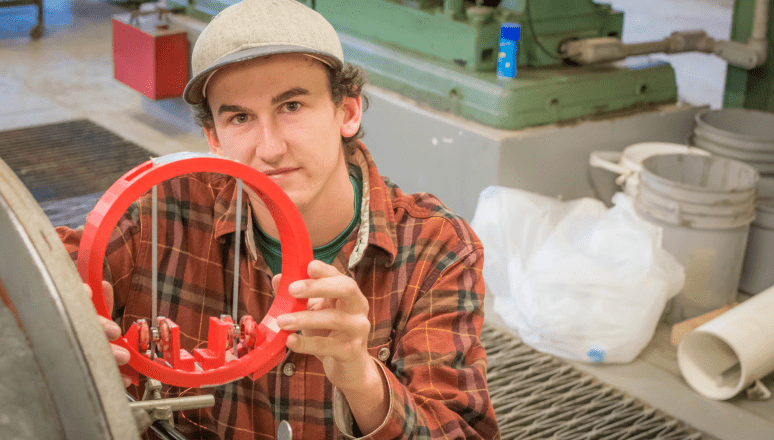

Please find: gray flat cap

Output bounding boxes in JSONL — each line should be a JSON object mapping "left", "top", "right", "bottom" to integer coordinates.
{"left": 184, "top": 0, "right": 344, "bottom": 105}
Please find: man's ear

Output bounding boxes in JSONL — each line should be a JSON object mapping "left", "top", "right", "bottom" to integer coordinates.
{"left": 204, "top": 126, "right": 224, "bottom": 156}
{"left": 340, "top": 96, "right": 362, "bottom": 138}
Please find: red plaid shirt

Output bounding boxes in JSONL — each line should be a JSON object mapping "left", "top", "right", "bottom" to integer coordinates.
{"left": 58, "top": 143, "right": 500, "bottom": 439}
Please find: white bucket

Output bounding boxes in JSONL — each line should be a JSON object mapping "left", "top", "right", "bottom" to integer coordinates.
{"left": 692, "top": 108, "right": 774, "bottom": 176}
{"left": 739, "top": 177, "right": 774, "bottom": 294}
{"left": 678, "top": 285, "right": 774, "bottom": 400}
{"left": 635, "top": 154, "right": 759, "bottom": 323}
{"left": 589, "top": 142, "right": 711, "bottom": 206}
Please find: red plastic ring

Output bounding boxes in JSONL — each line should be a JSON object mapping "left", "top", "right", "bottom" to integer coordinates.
{"left": 77, "top": 153, "right": 312, "bottom": 387}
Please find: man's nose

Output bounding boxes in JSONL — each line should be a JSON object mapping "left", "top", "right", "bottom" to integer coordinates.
{"left": 256, "top": 122, "right": 286, "bottom": 164}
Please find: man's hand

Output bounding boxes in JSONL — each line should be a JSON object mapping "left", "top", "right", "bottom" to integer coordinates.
{"left": 274, "top": 260, "right": 389, "bottom": 434}
{"left": 85, "top": 281, "right": 131, "bottom": 387}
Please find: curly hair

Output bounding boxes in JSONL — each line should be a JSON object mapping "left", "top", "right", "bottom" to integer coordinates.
{"left": 192, "top": 62, "right": 369, "bottom": 155}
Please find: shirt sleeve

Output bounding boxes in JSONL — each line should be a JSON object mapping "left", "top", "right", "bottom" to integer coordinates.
{"left": 334, "top": 245, "right": 500, "bottom": 440}
{"left": 56, "top": 201, "right": 142, "bottom": 318}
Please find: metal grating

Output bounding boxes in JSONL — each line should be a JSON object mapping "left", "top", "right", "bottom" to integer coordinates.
{"left": 482, "top": 324, "right": 707, "bottom": 440}
{"left": 0, "top": 119, "right": 154, "bottom": 203}
{"left": 39, "top": 192, "right": 105, "bottom": 230}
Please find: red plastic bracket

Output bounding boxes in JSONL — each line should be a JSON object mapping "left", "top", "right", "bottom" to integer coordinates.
{"left": 158, "top": 317, "right": 195, "bottom": 372}
{"left": 78, "top": 153, "right": 313, "bottom": 388}
{"left": 192, "top": 317, "right": 231, "bottom": 370}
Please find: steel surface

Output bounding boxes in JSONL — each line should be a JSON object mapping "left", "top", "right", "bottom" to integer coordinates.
{"left": 0, "top": 157, "right": 140, "bottom": 439}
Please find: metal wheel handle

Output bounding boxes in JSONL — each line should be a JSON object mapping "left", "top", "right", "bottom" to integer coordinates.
{"left": 78, "top": 152, "right": 312, "bottom": 388}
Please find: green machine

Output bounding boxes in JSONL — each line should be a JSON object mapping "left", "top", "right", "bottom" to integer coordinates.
{"left": 167, "top": 0, "right": 678, "bottom": 129}
{"left": 724, "top": 0, "right": 774, "bottom": 111}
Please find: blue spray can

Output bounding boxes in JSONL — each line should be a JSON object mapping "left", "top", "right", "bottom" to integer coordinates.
{"left": 497, "top": 23, "right": 521, "bottom": 79}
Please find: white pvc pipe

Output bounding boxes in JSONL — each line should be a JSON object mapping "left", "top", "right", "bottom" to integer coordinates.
{"left": 678, "top": 285, "right": 774, "bottom": 400}
{"left": 752, "top": 0, "right": 770, "bottom": 42}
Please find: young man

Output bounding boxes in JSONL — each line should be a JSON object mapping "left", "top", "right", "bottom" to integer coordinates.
{"left": 61, "top": 0, "right": 499, "bottom": 438}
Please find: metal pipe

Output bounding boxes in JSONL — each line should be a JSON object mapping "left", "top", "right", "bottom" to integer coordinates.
{"left": 128, "top": 394, "right": 216, "bottom": 412}
{"left": 232, "top": 178, "right": 243, "bottom": 357}
{"left": 151, "top": 184, "right": 158, "bottom": 359}
{"left": 562, "top": 0, "right": 770, "bottom": 69}
{"left": 622, "top": 40, "right": 671, "bottom": 57}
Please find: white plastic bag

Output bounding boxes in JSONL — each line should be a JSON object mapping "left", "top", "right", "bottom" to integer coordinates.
{"left": 471, "top": 187, "right": 684, "bottom": 363}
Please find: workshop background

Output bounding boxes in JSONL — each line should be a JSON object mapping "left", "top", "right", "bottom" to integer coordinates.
{"left": 2, "top": 0, "right": 774, "bottom": 439}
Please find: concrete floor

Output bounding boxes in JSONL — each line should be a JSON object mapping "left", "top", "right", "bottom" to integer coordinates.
{"left": 2, "top": 0, "right": 774, "bottom": 439}
{"left": 0, "top": 0, "right": 210, "bottom": 153}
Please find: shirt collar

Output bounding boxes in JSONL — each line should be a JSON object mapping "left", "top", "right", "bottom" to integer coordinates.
{"left": 348, "top": 142, "right": 398, "bottom": 268}
{"left": 211, "top": 142, "right": 399, "bottom": 268}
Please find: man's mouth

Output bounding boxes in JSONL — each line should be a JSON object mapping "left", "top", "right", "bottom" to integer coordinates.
{"left": 263, "top": 168, "right": 297, "bottom": 176}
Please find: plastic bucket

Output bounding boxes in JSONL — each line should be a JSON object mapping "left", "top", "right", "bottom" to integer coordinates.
{"left": 692, "top": 108, "right": 774, "bottom": 176}
{"left": 635, "top": 154, "right": 759, "bottom": 323}
{"left": 739, "top": 177, "right": 774, "bottom": 294}
{"left": 589, "top": 142, "right": 711, "bottom": 205}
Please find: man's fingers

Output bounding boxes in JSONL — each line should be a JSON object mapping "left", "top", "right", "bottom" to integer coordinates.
{"left": 111, "top": 344, "right": 130, "bottom": 366}
{"left": 100, "top": 316, "right": 122, "bottom": 341}
{"left": 289, "top": 276, "right": 368, "bottom": 316}
{"left": 102, "top": 280, "right": 114, "bottom": 314}
{"left": 84, "top": 281, "right": 115, "bottom": 315}
{"left": 89, "top": 283, "right": 129, "bottom": 383}
{"left": 306, "top": 260, "right": 341, "bottom": 279}
{"left": 277, "top": 309, "right": 370, "bottom": 334}
{"left": 289, "top": 275, "right": 360, "bottom": 300}
{"left": 271, "top": 273, "right": 282, "bottom": 292}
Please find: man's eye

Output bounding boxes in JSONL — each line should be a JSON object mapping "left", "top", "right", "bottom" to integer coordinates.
{"left": 284, "top": 102, "right": 300, "bottom": 112}
{"left": 232, "top": 114, "right": 248, "bottom": 124}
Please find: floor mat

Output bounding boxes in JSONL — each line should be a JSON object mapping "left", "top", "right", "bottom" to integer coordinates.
{"left": 0, "top": 119, "right": 153, "bottom": 203}
{"left": 481, "top": 324, "right": 708, "bottom": 440}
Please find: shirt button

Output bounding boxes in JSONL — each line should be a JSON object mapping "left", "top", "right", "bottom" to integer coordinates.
{"left": 377, "top": 347, "right": 390, "bottom": 362}
{"left": 283, "top": 362, "right": 296, "bottom": 377}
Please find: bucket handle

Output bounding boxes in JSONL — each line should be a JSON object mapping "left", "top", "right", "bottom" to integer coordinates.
{"left": 589, "top": 151, "right": 628, "bottom": 175}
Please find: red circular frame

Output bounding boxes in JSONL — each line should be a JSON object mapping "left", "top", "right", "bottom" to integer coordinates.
{"left": 77, "top": 153, "right": 312, "bottom": 387}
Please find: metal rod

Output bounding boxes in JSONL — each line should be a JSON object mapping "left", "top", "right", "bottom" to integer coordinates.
{"left": 126, "top": 393, "right": 212, "bottom": 439}
{"left": 128, "top": 395, "right": 216, "bottom": 412}
{"left": 232, "top": 179, "right": 243, "bottom": 357}
{"left": 151, "top": 184, "right": 158, "bottom": 360}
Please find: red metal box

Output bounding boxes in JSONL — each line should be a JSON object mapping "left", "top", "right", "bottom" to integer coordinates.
{"left": 112, "top": 13, "right": 189, "bottom": 100}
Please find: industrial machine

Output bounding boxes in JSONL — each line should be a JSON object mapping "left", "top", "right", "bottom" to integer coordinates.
{"left": 163, "top": 0, "right": 771, "bottom": 131}
{"left": 166, "top": 0, "right": 677, "bottom": 129}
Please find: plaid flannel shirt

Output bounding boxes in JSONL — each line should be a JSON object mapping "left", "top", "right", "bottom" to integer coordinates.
{"left": 58, "top": 143, "right": 500, "bottom": 439}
